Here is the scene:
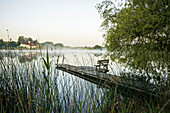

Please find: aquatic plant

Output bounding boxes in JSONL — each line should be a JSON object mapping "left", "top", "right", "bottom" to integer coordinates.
{"left": 0, "top": 50, "right": 169, "bottom": 113}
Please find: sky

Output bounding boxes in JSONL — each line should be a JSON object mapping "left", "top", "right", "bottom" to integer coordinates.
{"left": 0, "top": 0, "right": 122, "bottom": 47}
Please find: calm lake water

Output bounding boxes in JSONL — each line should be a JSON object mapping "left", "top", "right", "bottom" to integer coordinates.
{"left": 0, "top": 49, "right": 125, "bottom": 112}
{"left": 0, "top": 49, "right": 122, "bottom": 75}
{"left": 1, "top": 49, "right": 167, "bottom": 112}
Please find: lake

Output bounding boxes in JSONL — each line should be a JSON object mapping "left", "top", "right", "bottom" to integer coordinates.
{"left": 0, "top": 49, "right": 124, "bottom": 112}
{"left": 0, "top": 49, "right": 168, "bottom": 112}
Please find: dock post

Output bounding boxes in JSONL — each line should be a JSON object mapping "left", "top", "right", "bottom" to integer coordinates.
{"left": 62, "top": 55, "right": 65, "bottom": 64}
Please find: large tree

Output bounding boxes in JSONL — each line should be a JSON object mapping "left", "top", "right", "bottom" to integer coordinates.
{"left": 28, "top": 37, "right": 33, "bottom": 42}
{"left": 17, "top": 36, "right": 36, "bottom": 46}
{"left": 93, "top": 45, "right": 102, "bottom": 50}
{"left": 55, "top": 43, "right": 64, "bottom": 48}
{"left": 0, "top": 39, "right": 6, "bottom": 48}
{"left": 17, "top": 36, "right": 25, "bottom": 45}
{"left": 97, "top": 0, "right": 169, "bottom": 81}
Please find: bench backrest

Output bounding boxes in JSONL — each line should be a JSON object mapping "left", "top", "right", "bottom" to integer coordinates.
{"left": 97, "top": 59, "right": 109, "bottom": 64}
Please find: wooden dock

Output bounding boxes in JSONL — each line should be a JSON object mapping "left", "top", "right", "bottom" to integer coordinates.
{"left": 56, "top": 64, "right": 165, "bottom": 97}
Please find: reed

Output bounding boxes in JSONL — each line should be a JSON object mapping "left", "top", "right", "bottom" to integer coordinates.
{"left": 0, "top": 50, "right": 169, "bottom": 113}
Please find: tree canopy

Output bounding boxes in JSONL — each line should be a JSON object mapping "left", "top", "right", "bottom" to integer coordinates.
{"left": 0, "top": 36, "right": 39, "bottom": 49}
{"left": 8, "top": 41, "right": 17, "bottom": 48}
{"left": 55, "top": 43, "right": 64, "bottom": 48}
{"left": 97, "top": 0, "right": 169, "bottom": 80}
{"left": 93, "top": 45, "right": 103, "bottom": 50}
{"left": 0, "top": 39, "right": 6, "bottom": 49}
{"left": 17, "top": 36, "right": 39, "bottom": 46}
{"left": 17, "top": 36, "right": 26, "bottom": 45}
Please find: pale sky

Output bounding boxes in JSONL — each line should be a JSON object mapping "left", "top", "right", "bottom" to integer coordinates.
{"left": 0, "top": 0, "right": 122, "bottom": 47}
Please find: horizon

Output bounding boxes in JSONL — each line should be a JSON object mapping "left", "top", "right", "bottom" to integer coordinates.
{"left": 0, "top": 0, "right": 122, "bottom": 47}
{"left": 0, "top": 38, "right": 104, "bottom": 47}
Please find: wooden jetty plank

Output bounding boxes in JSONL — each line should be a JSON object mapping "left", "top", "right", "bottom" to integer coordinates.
{"left": 56, "top": 64, "right": 164, "bottom": 97}
{"left": 56, "top": 64, "right": 116, "bottom": 84}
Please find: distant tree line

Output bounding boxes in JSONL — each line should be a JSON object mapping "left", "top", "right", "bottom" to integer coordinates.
{"left": 39, "top": 41, "right": 104, "bottom": 50}
{"left": 0, "top": 39, "right": 18, "bottom": 49}
{"left": 0, "top": 36, "right": 104, "bottom": 50}
{"left": 40, "top": 41, "right": 64, "bottom": 49}
{"left": 0, "top": 36, "right": 39, "bottom": 49}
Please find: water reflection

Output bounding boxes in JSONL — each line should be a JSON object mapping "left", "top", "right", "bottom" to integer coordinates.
{"left": 0, "top": 49, "right": 119, "bottom": 74}
{"left": 0, "top": 51, "right": 19, "bottom": 59}
{"left": 0, "top": 50, "right": 38, "bottom": 63}
{"left": 93, "top": 53, "right": 103, "bottom": 57}
{"left": 18, "top": 53, "right": 37, "bottom": 63}
{"left": 1, "top": 49, "right": 164, "bottom": 112}
{"left": 2, "top": 49, "right": 151, "bottom": 112}
{"left": 0, "top": 51, "right": 4, "bottom": 60}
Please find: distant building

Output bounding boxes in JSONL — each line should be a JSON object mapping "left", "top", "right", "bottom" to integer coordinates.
{"left": 20, "top": 41, "right": 36, "bottom": 49}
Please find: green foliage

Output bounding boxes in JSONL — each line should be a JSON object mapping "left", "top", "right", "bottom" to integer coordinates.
{"left": 0, "top": 39, "right": 18, "bottom": 48}
{"left": 28, "top": 37, "right": 33, "bottom": 42}
{"left": 42, "top": 48, "right": 51, "bottom": 71}
{"left": 93, "top": 45, "right": 103, "bottom": 50}
{"left": 0, "top": 39, "right": 6, "bottom": 48}
{"left": 41, "top": 41, "right": 54, "bottom": 49}
{"left": 17, "top": 36, "right": 25, "bottom": 45}
{"left": 54, "top": 43, "right": 64, "bottom": 48}
{"left": 17, "top": 36, "right": 39, "bottom": 46}
{"left": 42, "top": 48, "right": 52, "bottom": 112}
{"left": 33, "top": 39, "right": 39, "bottom": 45}
{"left": 8, "top": 41, "right": 17, "bottom": 48}
{"left": 96, "top": 0, "right": 170, "bottom": 80}
{"left": 42, "top": 41, "right": 53, "bottom": 45}
{"left": 0, "top": 50, "right": 169, "bottom": 112}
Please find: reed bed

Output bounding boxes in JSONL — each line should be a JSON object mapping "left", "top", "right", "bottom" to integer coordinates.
{"left": 0, "top": 50, "right": 169, "bottom": 113}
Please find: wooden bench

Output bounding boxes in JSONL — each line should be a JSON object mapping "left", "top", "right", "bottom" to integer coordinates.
{"left": 95, "top": 59, "right": 109, "bottom": 73}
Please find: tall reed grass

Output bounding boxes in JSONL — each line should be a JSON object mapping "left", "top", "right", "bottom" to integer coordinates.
{"left": 0, "top": 50, "right": 169, "bottom": 113}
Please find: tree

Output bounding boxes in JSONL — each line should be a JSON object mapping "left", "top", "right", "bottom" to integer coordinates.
{"left": 8, "top": 41, "right": 17, "bottom": 48}
{"left": 97, "top": 0, "right": 169, "bottom": 81}
{"left": 17, "top": 36, "right": 25, "bottom": 46}
{"left": 0, "top": 39, "right": 6, "bottom": 48}
{"left": 17, "top": 36, "right": 36, "bottom": 46}
{"left": 43, "top": 41, "right": 53, "bottom": 45}
{"left": 33, "top": 39, "right": 39, "bottom": 45}
{"left": 93, "top": 45, "right": 102, "bottom": 50}
{"left": 55, "top": 43, "right": 64, "bottom": 48}
{"left": 28, "top": 37, "right": 33, "bottom": 42}
{"left": 41, "top": 41, "right": 54, "bottom": 48}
